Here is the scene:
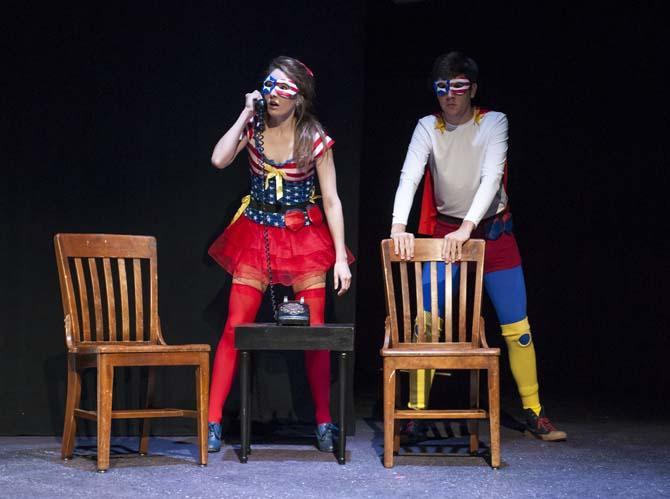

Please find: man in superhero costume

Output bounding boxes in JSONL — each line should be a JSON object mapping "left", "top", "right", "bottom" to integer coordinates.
{"left": 390, "top": 51, "right": 566, "bottom": 441}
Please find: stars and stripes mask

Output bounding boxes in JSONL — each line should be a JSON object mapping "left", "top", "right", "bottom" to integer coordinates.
{"left": 433, "top": 78, "right": 471, "bottom": 97}
{"left": 262, "top": 75, "right": 299, "bottom": 99}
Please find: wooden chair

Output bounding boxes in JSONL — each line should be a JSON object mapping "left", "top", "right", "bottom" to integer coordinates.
{"left": 54, "top": 233, "right": 211, "bottom": 472}
{"left": 235, "top": 323, "right": 355, "bottom": 464}
{"left": 380, "top": 238, "right": 501, "bottom": 468}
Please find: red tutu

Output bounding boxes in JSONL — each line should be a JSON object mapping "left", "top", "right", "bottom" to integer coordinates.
{"left": 208, "top": 213, "right": 355, "bottom": 286}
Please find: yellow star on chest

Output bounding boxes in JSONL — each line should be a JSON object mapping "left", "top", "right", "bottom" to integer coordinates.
{"left": 434, "top": 114, "right": 447, "bottom": 134}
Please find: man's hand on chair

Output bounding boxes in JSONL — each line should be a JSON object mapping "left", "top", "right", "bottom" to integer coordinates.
{"left": 391, "top": 223, "right": 414, "bottom": 260}
{"left": 442, "top": 221, "right": 475, "bottom": 263}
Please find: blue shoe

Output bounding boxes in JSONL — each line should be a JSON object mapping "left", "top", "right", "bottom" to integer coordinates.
{"left": 208, "top": 422, "right": 222, "bottom": 452}
{"left": 315, "top": 423, "right": 338, "bottom": 452}
{"left": 400, "top": 420, "right": 430, "bottom": 443}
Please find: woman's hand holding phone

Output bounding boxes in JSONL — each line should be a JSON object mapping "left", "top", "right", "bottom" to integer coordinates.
{"left": 244, "top": 90, "right": 263, "bottom": 114}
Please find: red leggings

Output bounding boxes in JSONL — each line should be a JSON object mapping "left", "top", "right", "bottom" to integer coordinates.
{"left": 208, "top": 284, "right": 331, "bottom": 425}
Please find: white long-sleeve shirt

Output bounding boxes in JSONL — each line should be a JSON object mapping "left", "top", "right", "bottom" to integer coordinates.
{"left": 392, "top": 110, "right": 509, "bottom": 227}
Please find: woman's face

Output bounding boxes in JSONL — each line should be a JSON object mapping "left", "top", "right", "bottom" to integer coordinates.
{"left": 262, "top": 68, "right": 299, "bottom": 119}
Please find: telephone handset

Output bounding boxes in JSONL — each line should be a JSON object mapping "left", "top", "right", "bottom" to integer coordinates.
{"left": 252, "top": 93, "right": 310, "bottom": 326}
{"left": 254, "top": 97, "right": 266, "bottom": 132}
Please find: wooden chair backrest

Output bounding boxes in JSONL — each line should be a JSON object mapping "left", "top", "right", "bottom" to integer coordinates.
{"left": 54, "top": 234, "right": 159, "bottom": 349}
{"left": 380, "top": 238, "right": 486, "bottom": 349}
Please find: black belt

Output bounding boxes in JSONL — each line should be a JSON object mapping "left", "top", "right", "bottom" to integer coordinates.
{"left": 437, "top": 211, "right": 513, "bottom": 240}
{"left": 436, "top": 213, "right": 466, "bottom": 225}
{"left": 436, "top": 211, "right": 507, "bottom": 226}
{"left": 249, "top": 198, "right": 310, "bottom": 213}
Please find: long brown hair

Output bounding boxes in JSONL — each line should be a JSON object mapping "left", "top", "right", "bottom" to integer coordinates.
{"left": 265, "top": 56, "right": 328, "bottom": 170}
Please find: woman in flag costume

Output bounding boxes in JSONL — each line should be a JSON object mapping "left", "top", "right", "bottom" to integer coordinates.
{"left": 390, "top": 51, "right": 566, "bottom": 441}
{"left": 207, "top": 56, "right": 354, "bottom": 453}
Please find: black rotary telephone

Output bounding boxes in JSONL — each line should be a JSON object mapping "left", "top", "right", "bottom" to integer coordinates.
{"left": 253, "top": 96, "right": 310, "bottom": 326}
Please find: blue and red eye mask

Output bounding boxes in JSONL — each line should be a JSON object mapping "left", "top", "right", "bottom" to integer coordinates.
{"left": 262, "top": 75, "right": 299, "bottom": 99}
{"left": 433, "top": 78, "right": 471, "bottom": 97}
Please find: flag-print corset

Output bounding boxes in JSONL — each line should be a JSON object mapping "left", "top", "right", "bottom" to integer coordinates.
{"left": 242, "top": 123, "right": 333, "bottom": 228}
{"left": 245, "top": 168, "right": 317, "bottom": 228}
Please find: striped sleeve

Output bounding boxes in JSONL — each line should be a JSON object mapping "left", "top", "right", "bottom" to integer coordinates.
{"left": 313, "top": 131, "right": 335, "bottom": 160}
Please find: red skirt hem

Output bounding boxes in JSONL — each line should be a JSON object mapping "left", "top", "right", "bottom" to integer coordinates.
{"left": 208, "top": 214, "right": 355, "bottom": 286}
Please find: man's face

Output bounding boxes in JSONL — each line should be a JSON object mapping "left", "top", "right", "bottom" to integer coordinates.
{"left": 434, "top": 74, "right": 478, "bottom": 123}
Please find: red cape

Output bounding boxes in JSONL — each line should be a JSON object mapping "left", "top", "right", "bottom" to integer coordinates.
{"left": 418, "top": 167, "right": 438, "bottom": 235}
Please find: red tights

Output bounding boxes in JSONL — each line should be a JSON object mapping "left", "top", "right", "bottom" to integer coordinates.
{"left": 208, "top": 283, "right": 263, "bottom": 423}
{"left": 207, "top": 284, "right": 332, "bottom": 425}
{"left": 297, "top": 287, "right": 331, "bottom": 425}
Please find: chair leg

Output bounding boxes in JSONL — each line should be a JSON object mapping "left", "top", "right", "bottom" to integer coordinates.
{"left": 394, "top": 370, "right": 402, "bottom": 406}
{"left": 383, "top": 362, "right": 396, "bottom": 468}
{"left": 488, "top": 362, "right": 501, "bottom": 469}
{"left": 469, "top": 370, "right": 480, "bottom": 455}
{"left": 139, "top": 367, "right": 156, "bottom": 456}
{"left": 61, "top": 354, "right": 81, "bottom": 460}
{"left": 96, "top": 359, "right": 114, "bottom": 472}
{"left": 195, "top": 353, "right": 209, "bottom": 466}
{"left": 393, "top": 371, "right": 401, "bottom": 453}
{"left": 393, "top": 420, "right": 401, "bottom": 453}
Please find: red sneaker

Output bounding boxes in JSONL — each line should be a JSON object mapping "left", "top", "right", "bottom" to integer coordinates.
{"left": 524, "top": 407, "right": 567, "bottom": 441}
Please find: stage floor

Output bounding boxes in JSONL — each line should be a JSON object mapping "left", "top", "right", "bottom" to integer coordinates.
{"left": 1, "top": 404, "right": 669, "bottom": 498}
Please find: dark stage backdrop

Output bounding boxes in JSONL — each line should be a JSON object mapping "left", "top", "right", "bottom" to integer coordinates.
{"left": 3, "top": 3, "right": 363, "bottom": 435}
{"left": 4, "top": 2, "right": 669, "bottom": 437}
{"left": 355, "top": 3, "right": 670, "bottom": 412}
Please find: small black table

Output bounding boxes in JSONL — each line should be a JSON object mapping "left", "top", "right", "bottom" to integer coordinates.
{"left": 234, "top": 323, "right": 355, "bottom": 464}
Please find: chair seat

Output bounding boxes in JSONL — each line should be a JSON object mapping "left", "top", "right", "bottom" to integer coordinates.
{"left": 71, "top": 343, "right": 210, "bottom": 354}
{"left": 382, "top": 343, "right": 500, "bottom": 357}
